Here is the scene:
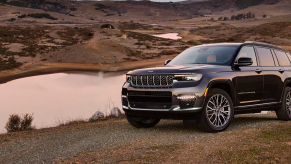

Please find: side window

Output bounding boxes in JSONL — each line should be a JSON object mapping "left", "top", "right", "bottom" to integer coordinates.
{"left": 256, "top": 47, "right": 275, "bottom": 66}
{"left": 274, "top": 50, "right": 291, "bottom": 66}
{"left": 237, "top": 46, "right": 257, "bottom": 66}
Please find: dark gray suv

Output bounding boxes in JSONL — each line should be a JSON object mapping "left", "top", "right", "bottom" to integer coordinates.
{"left": 121, "top": 41, "right": 291, "bottom": 132}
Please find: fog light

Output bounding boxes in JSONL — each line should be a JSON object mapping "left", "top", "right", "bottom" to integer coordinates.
{"left": 122, "top": 97, "right": 128, "bottom": 107}
{"left": 177, "top": 95, "right": 196, "bottom": 100}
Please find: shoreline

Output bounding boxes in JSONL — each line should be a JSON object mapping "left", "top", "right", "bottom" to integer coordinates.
{"left": 0, "top": 55, "right": 176, "bottom": 84}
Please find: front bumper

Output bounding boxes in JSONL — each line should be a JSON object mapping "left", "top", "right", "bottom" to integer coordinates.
{"left": 121, "top": 82, "right": 206, "bottom": 119}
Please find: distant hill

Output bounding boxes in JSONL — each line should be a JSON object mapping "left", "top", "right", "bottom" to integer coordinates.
{"left": 234, "top": 0, "right": 281, "bottom": 9}
{"left": 0, "top": 0, "right": 284, "bottom": 20}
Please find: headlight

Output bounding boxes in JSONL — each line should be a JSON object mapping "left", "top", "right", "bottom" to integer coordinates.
{"left": 126, "top": 75, "right": 131, "bottom": 83}
{"left": 175, "top": 74, "right": 203, "bottom": 81}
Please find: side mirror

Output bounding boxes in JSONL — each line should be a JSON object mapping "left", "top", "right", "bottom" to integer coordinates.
{"left": 165, "top": 60, "right": 171, "bottom": 66}
{"left": 234, "top": 57, "right": 253, "bottom": 66}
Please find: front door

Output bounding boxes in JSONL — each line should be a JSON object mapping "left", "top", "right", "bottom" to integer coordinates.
{"left": 234, "top": 46, "right": 264, "bottom": 106}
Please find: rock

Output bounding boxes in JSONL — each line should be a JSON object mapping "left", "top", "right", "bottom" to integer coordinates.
{"left": 121, "top": 35, "right": 127, "bottom": 40}
{"left": 89, "top": 111, "right": 104, "bottom": 121}
{"left": 110, "top": 107, "right": 122, "bottom": 117}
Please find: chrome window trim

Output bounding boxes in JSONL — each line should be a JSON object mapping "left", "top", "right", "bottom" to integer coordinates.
{"left": 235, "top": 102, "right": 281, "bottom": 109}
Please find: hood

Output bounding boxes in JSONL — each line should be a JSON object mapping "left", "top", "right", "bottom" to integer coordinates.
{"left": 127, "top": 64, "right": 232, "bottom": 75}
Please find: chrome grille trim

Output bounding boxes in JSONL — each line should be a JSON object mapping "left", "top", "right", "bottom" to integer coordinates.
{"left": 130, "top": 75, "right": 174, "bottom": 87}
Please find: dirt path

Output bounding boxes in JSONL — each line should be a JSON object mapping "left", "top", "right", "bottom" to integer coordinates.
{"left": 1, "top": 113, "right": 291, "bottom": 163}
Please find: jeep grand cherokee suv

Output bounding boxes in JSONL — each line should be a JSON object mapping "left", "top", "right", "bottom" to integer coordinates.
{"left": 121, "top": 41, "right": 291, "bottom": 132}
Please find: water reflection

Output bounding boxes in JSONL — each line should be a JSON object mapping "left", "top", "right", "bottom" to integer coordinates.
{"left": 0, "top": 72, "right": 125, "bottom": 133}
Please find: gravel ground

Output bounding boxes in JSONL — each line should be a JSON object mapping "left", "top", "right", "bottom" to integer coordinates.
{"left": 0, "top": 113, "right": 284, "bottom": 163}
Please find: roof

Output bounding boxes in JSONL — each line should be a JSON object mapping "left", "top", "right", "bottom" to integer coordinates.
{"left": 243, "top": 41, "right": 285, "bottom": 51}
{"left": 196, "top": 42, "right": 287, "bottom": 52}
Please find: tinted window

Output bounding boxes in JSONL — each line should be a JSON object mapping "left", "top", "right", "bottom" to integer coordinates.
{"left": 168, "top": 46, "right": 238, "bottom": 66}
{"left": 237, "top": 46, "right": 257, "bottom": 66}
{"left": 256, "top": 47, "right": 275, "bottom": 66}
{"left": 274, "top": 50, "right": 290, "bottom": 66}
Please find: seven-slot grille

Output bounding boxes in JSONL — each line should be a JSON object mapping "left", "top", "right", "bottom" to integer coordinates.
{"left": 131, "top": 75, "right": 174, "bottom": 87}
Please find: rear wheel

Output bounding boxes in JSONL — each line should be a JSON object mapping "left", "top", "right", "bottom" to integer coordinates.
{"left": 126, "top": 115, "right": 160, "bottom": 128}
{"left": 198, "top": 88, "right": 234, "bottom": 132}
{"left": 276, "top": 87, "right": 291, "bottom": 121}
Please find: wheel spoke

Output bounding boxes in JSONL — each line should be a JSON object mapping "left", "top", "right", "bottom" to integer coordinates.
{"left": 209, "top": 100, "right": 216, "bottom": 107}
{"left": 215, "top": 115, "right": 219, "bottom": 126}
{"left": 220, "top": 97, "right": 226, "bottom": 107}
{"left": 209, "top": 113, "right": 215, "bottom": 120}
{"left": 220, "top": 114, "right": 226, "bottom": 122}
{"left": 207, "top": 105, "right": 215, "bottom": 111}
{"left": 286, "top": 91, "right": 291, "bottom": 116}
{"left": 212, "top": 115, "right": 217, "bottom": 125}
{"left": 221, "top": 110, "right": 230, "bottom": 114}
{"left": 221, "top": 105, "right": 230, "bottom": 108}
{"left": 218, "top": 116, "right": 222, "bottom": 126}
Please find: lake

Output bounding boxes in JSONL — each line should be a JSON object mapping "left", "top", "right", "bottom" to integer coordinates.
{"left": 153, "top": 33, "right": 182, "bottom": 40}
{"left": 0, "top": 72, "right": 125, "bottom": 133}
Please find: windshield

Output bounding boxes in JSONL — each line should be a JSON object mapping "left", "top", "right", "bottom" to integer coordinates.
{"left": 168, "top": 46, "right": 238, "bottom": 66}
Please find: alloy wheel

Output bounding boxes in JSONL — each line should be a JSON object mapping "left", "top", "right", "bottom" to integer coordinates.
{"left": 286, "top": 91, "right": 291, "bottom": 115}
{"left": 206, "top": 94, "right": 231, "bottom": 128}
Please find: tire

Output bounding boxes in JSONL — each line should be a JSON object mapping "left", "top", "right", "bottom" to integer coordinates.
{"left": 126, "top": 115, "right": 160, "bottom": 128}
{"left": 276, "top": 87, "right": 291, "bottom": 121}
{"left": 198, "top": 88, "right": 234, "bottom": 132}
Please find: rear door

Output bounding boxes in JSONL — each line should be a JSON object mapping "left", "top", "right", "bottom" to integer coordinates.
{"left": 285, "top": 52, "right": 291, "bottom": 77}
{"left": 234, "top": 46, "right": 264, "bottom": 106}
{"left": 255, "top": 47, "right": 285, "bottom": 103}
{"left": 272, "top": 49, "right": 291, "bottom": 98}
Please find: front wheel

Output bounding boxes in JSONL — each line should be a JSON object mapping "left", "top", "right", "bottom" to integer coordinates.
{"left": 198, "top": 88, "right": 234, "bottom": 132}
{"left": 126, "top": 115, "right": 160, "bottom": 128}
{"left": 276, "top": 87, "right": 291, "bottom": 121}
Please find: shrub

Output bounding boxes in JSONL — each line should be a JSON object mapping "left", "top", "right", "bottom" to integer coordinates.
{"left": 18, "top": 14, "right": 26, "bottom": 18}
{"left": 70, "top": 7, "right": 77, "bottom": 11}
{"left": 5, "top": 114, "right": 21, "bottom": 132}
{"left": 159, "top": 50, "right": 177, "bottom": 56}
{"left": 100, "top": 24, "right": 114, "bottom": 29}
{"left": 0, "top": 56, "right": 22, "bottom": 71}
{"left": 105, "top": 13, "right": 115, "bottom": 17}
{"left": 20, "top": 114, "right": 34, "bottom": 130}
{"left": 5, "top": 113, "right": 34, "bottom": 132}
{"left": 8, "top": 18, "right": 16, "bottom": 21}
{"left": 27, "top": 13, "right": 57, "bottom": 20}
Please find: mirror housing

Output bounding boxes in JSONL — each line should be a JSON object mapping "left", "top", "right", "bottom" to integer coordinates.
{"left": 234, "top": 57, "right": 253, "bottom": 66}
{"left": 164, "top": 59, "right": 171, "bottom": 66}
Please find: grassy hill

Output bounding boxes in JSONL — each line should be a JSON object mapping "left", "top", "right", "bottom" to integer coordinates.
{"left": 0, "top": 0, "right": 290, "bottom": 72}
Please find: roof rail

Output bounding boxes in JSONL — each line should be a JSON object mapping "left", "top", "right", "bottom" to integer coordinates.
{"left": 244, "top": 41, "right": 282, "bottom": 48}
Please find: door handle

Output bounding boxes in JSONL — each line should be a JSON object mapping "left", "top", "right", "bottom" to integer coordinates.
{"left": 255, "top": 69, "right": 262, "bottom": 74}
{"left": 279, "top": 69, "right": 284, "bottom": 74}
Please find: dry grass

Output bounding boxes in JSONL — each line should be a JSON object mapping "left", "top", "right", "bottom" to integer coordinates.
{"left": 189, "top": 22, "right": 291, "bottom": 45}
{"left": 58, "top": 113, "right": 125, "bottom": 127}
{"left": 0, "top": 26, "right": 93, "bottom": 57}
{"left": 60, "top": 121, "right": 291, "bottom": 164}
{"left": 216, "top": 125, "right": 291, "bottom": 163}
{"left": 159, "top": 49, "right": 177, "bottom": 56}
